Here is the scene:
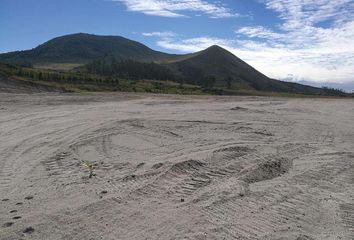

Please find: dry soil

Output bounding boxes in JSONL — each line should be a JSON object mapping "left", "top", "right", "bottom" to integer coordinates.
{"left": 0, "top": 93, "right": 353, "bottom": 240}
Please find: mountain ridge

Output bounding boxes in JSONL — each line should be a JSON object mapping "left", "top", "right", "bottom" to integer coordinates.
{"left": 0, "top": 33, "right": 335, "bottom": 95}
{"left": 0, "top": 33, "right": 186, "bottom": 64}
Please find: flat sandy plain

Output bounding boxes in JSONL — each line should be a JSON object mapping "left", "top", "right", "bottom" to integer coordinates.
{"left": 0, "top": 93, "right": 353, "bottom": 240}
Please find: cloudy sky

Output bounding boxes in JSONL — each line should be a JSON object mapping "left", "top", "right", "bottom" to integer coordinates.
{"left": 1, "top": 0, "right": 354, "bottom": 85}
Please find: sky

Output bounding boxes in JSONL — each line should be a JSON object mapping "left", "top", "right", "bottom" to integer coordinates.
{"left": 1, "top": 0, "right": 354, "bottom": 85}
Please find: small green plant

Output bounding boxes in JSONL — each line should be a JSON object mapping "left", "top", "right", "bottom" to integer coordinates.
{"left": 82, "top": 161, "right": 95, "bottom": 178}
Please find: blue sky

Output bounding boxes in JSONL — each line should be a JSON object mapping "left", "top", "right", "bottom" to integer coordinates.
{"left": 1, "top": 0, "right": 354, "bottom": 84}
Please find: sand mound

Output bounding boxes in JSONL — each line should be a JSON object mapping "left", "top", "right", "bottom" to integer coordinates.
{"left": 169, "top": 159, "right": 205, "bottom": 174}
{"left": 240, "top": 157, "right": 293, "bottom": 183}
{"left": 231, "top": 106, "right": 248, "bottom": 111}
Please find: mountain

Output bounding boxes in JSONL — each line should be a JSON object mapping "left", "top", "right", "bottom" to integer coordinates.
{"left": 0, "top": 33, "right": 337, "bottom": 95}
{"left": 298, "top": 80, "right": 354, "bottom": 93}
{"left": 164, "top": 45, "right": 322, "bottom": 94}
{"left": 0, "top": 33, "right": 182, "bottom": 65}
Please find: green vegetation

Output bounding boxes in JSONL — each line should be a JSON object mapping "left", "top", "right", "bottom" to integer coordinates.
{"left": 0, "top": 63, "right": 207, "bottom": 94}
{"left": 84, "top": 58, "right": 175, "bottom": 81}
{"left": 0, "top": 33, "right": 181, "bottom": 65}
{"left": 164, "top": 45, "right": 328, "bottom": 95}
{"left": 0, "top": 33, "right": 350, "bottom": 97}
{"left": 82, "top": 161, "right": 95, "bottom": 178}
{"left": 320, "top": 86, "right": 347, "bottom": 97}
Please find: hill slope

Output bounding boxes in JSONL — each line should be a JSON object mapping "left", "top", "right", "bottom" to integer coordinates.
{"left": 165, "top": 45, "right": 321, "bottom": 94}
{"left": 0, "top": 33, "right": 182, "bottom": 65}
{"left": 0, "top": 33, "right": 333, "bottom": 95}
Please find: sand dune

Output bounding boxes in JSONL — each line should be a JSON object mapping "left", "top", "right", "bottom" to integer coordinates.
{"left": 0, "top": 93, "right": 353, "bottom": 240}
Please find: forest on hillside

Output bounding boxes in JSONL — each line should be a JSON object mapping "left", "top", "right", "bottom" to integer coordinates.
{"left": 0, "top": 62, "right": 349, "bottom": 97}
{"left": 84, "top": 59, "right": 175, "bottom": 81}
{"left": 83, "top": 58, "right": 222, "bottom": 88}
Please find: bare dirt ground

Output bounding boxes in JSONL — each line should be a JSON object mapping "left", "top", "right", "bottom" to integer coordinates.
{"left": 0, "top": 93, "right": 353, "bottom": 240}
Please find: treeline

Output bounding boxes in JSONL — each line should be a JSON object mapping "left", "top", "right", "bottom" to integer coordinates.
{"left": 0, "top": 63, "right": 118, "bottom": 86}
{"left": 0, "top": 62, "right": 211, "bottom": 94}
{"left": 86, "top": 58, "right": 234, "bottom": 89}
{"left": 175, "top": 63, "right": 237, "bottom": 89}
{"left": 85, "top": 58, "right": 175, "bottom": 81}
{"left": 321, "top": 87, "right": 346, "bottom": 96}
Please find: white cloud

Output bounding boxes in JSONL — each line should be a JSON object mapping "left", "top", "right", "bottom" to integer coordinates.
{"left": 263, "top": 0, "right": 354, "bottom": 28}
{"left": 152, "top": 0, "right": 354, "bottom": 83}
{"left": 113, "top": 0, "right": 238, "bottom": 18}
{"left": 157, "top": 37, "right": 234, "bottom": 52}
{"left": 154, "top": 33, "right": 354, "bottom": 83}
{"left": 236, "top": 0, "right": 354, "bottom": 83}
{"left": 237, "top": 26, "right": 284, "bottom": 40}
{"left": 142, "top": 31, "right": 177, "bottom": 38}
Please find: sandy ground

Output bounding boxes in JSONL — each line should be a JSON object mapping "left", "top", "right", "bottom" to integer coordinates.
{"left": 0, "top": 93, "right": 353, "bottom": 240}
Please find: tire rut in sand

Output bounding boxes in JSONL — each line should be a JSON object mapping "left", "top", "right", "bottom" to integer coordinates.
{"left": 132, "top": 144, "right": 309, "bottom": 203}
{"left": 202, "top": 186, "right": 323, "bottom": 239}
{"left": 199, "top": 149, "right": 354, "bottom": 239}
{"left": 133, "top": 146, "right": 251, "bottom": 197}
{"left": 340, "top": 202, "right": 354, "bottom": 237}
{"left": 198, "top": 144, "right": 317, "bottom": 239}
{"left": 0, "top": 128, "right": 71, "bottom": 190}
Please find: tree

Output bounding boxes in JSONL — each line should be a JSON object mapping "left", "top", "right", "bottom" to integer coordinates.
{"left": 85, "top": 59, "right": 175, "bottom": 81}
{"left": 225, "top": 76, "right": 232, "bottom": 89}
{"left": 203, "top": 76, "right": 216, "bottom": 88}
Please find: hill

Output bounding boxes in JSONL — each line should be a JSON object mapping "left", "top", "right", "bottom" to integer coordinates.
{"left": 0, "top": 33, "right": 346, "bottom": 96}
{"left": 0, "top": 33, "right": 183, "bottom": 65}
{"left": 164, "top": 45, "right": 322, "bottom": 94}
